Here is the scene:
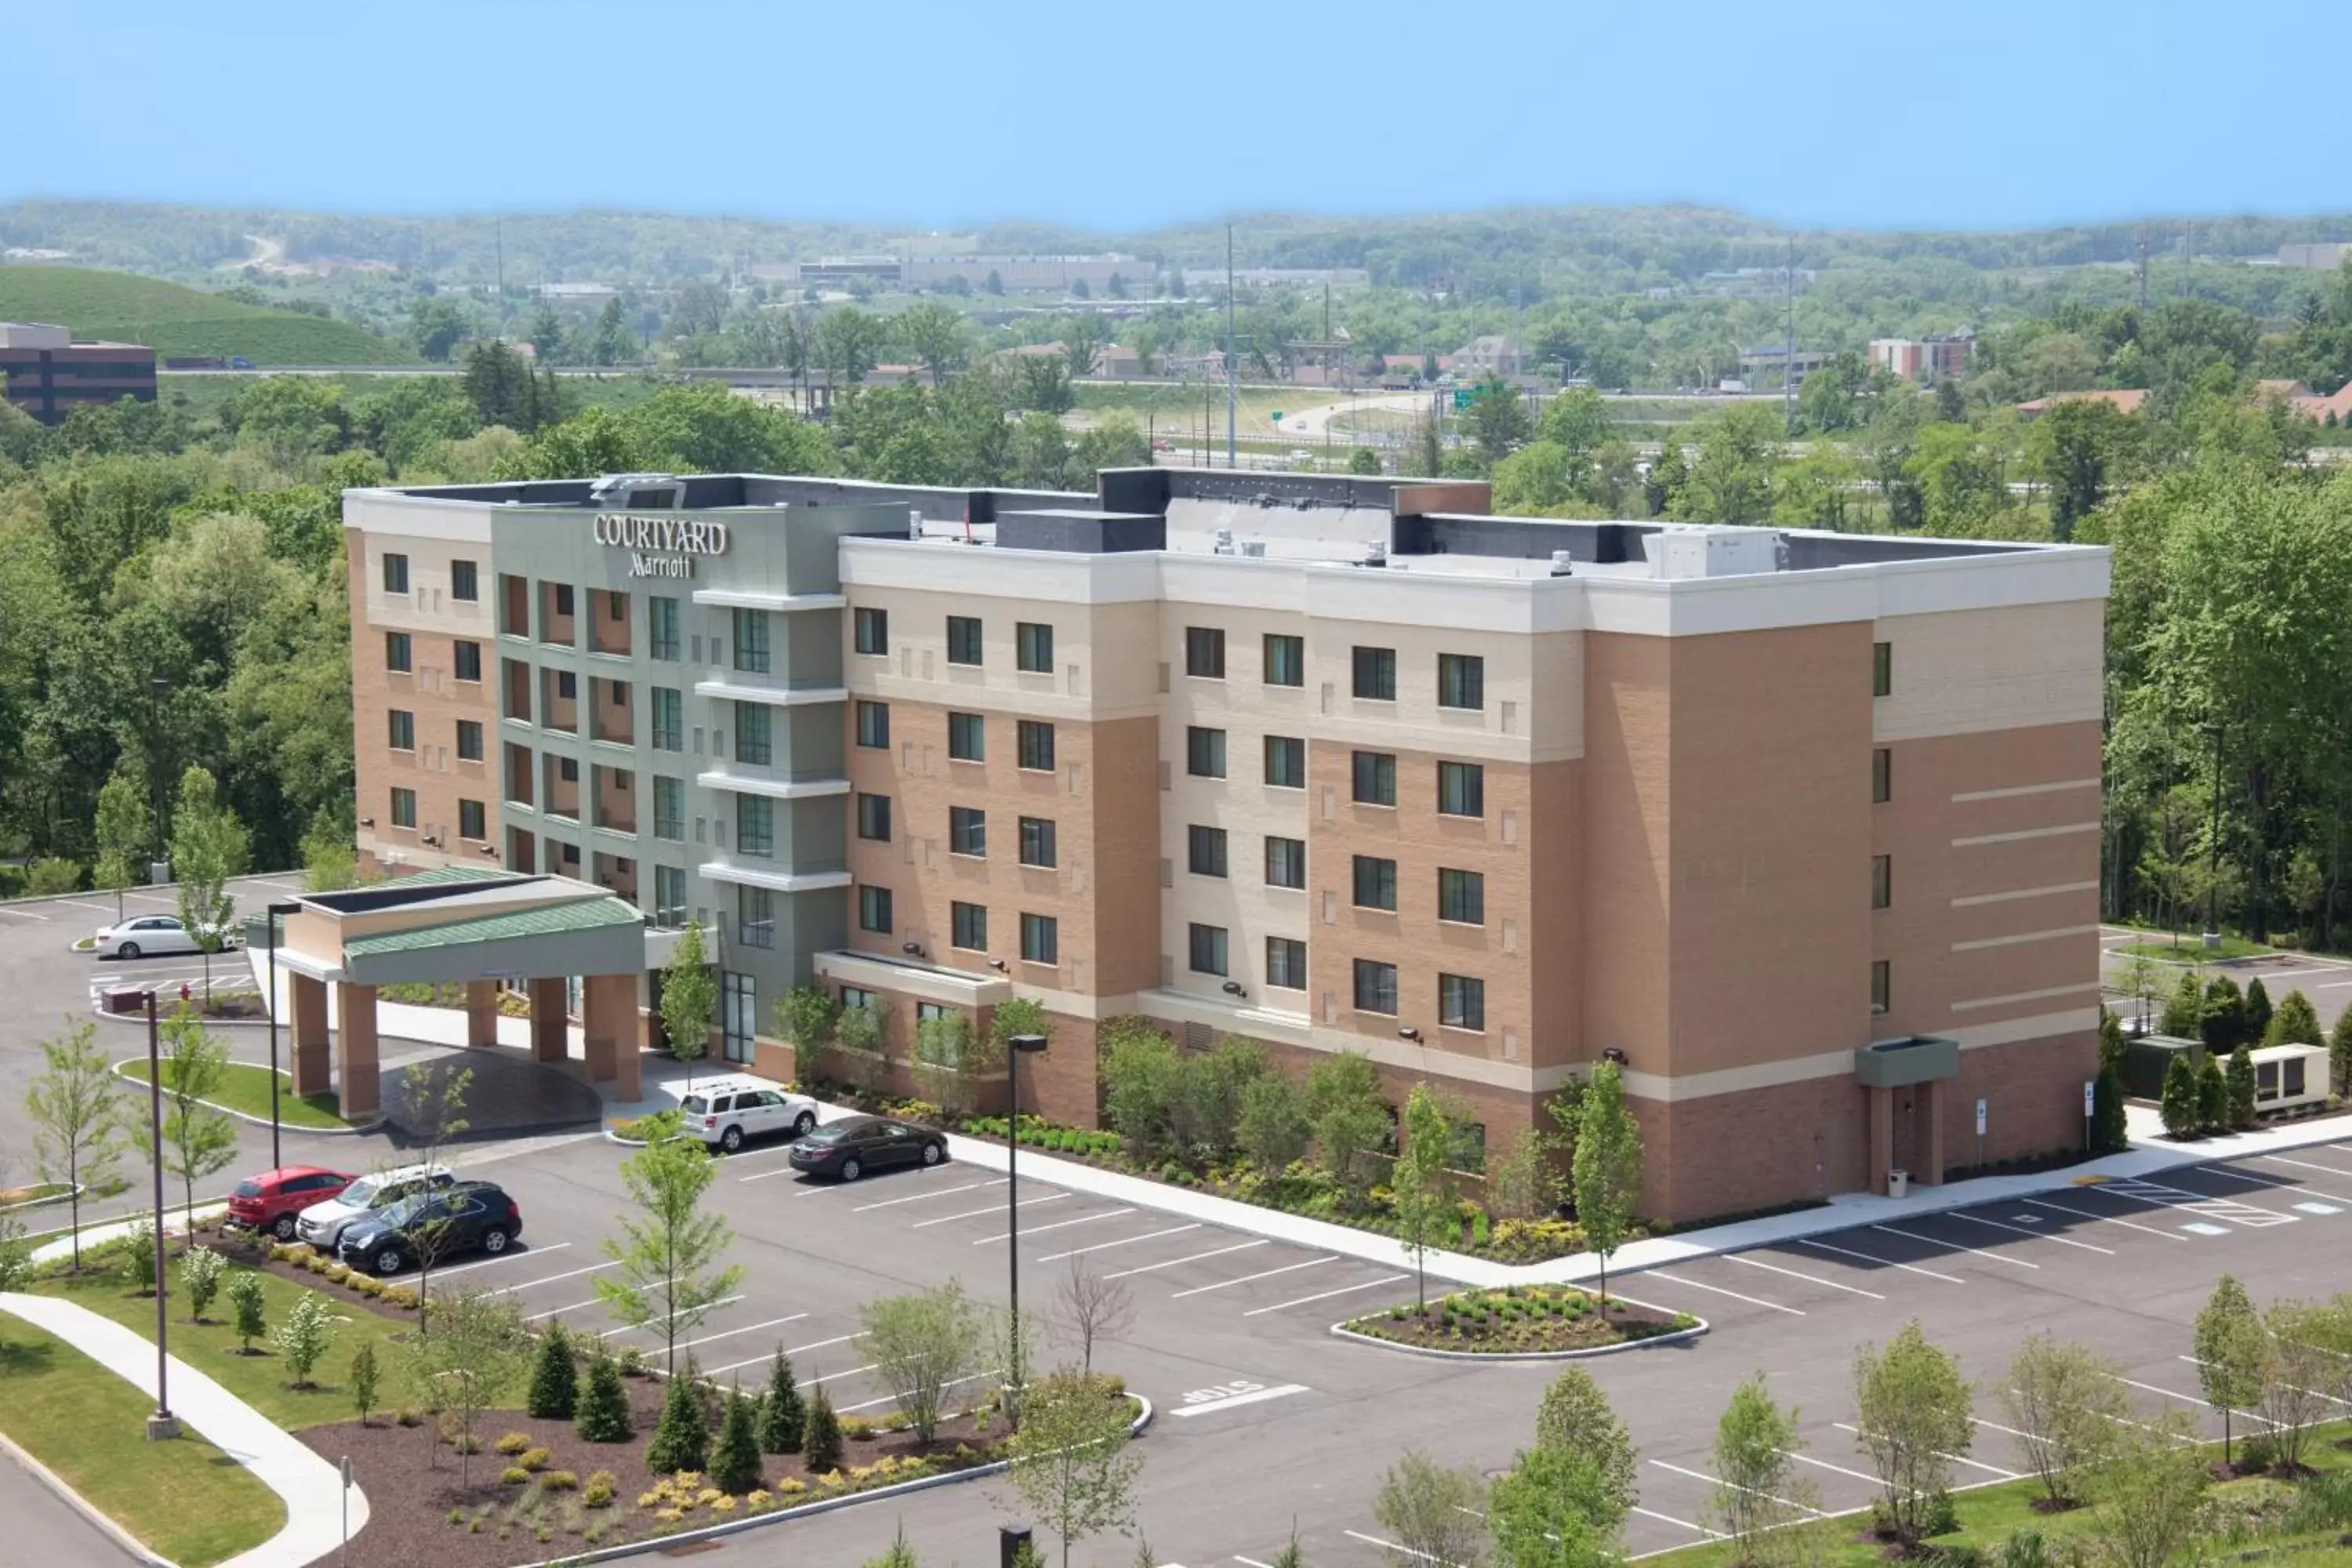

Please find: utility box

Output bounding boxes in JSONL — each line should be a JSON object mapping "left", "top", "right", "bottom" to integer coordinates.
{"left": 1000, "top": 1524, "right": 1034, "bottom": 1568}
{"left": 2122, "top": 1033, "right": 2204, "bottom": 1100}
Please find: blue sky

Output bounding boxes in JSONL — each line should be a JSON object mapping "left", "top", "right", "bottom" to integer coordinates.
{"left": 14, "top": 0, "right": 2349, "bottom": 233}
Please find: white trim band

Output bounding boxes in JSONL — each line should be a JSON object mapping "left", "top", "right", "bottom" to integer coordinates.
{"left": 1951, "top": 822, "right": 2100, "bottom": 848}
{"left": 1951, "top": 778, "right": 2101, "bottom": 803}
{"left": 699, "top": 862, "right": 853, "bottom": 895}
{"left": 1951, "top": 924, "right": 2103, "bottom": 953}
{"left": 691, "top": 589, "right": 848, "bottom": 612}
{"left": 695, "top": 771, "right": 852, "bottom": 801}
{"left": 692, "top": 679, "right": 849, "bottom": 707}
{"left": 1951, "top": 879, "right": 2100, "bottom": 908}
{"left": 1951, "top": 982, "right": 2103, "bottom": 1013}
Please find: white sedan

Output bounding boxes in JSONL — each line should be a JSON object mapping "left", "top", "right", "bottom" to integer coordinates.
{"left": 93, "top": 915, "right": 237, "bottom": 960}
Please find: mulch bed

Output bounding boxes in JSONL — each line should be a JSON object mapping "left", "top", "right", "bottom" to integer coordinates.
{"left": 304, "top": 1385, "right": 1004, "bottom": 1568}
{"left": 1344, "top": 1283, "right": 1693, "bottom": 1353}
{"left": 187, "top": 1222, "right": 440, "bottom": 1321}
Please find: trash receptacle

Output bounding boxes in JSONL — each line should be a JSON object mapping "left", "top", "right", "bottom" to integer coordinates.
{"left": 1888, "top": 1168, "right": 1909, "bottom": 1199}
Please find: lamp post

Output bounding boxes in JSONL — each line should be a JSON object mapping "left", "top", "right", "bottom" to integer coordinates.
{"left": 143, "top": 989, "right": 178, "bottom": 1440}
{"left": 265, "top": 901, "right": 302, "bottom": 1170}
{"left": 1003, "top": 1031, "right": 1048, "bottom": 1428}
{"left": 146, "top": 677, "right": 173, "bottom": 871}
{"left": 2202, "top": 720, "right": 2225, "bottom": 950}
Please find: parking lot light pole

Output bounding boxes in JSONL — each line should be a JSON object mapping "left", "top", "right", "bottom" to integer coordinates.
{"left": 2202, "top": 720, "right": 2225, "bottom": 949}
{"left": 265, "top": 901, "right": 301, "bottom": 1171}
{"left": 143, "top": 988, "right": 178, "bottom": 1440}
{"left": 1004, "top": 1032, "right": 1048, "bottom": 1428}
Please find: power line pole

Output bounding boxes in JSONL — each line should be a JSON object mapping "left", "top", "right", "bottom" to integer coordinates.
{"left": 1225, "top": 223, "right": 1238, "bottom": 469}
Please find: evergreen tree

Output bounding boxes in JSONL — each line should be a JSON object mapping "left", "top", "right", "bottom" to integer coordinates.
{"left": 2197, "top": 1051, "right": 2230, "bottom": 1132}
{"left": 2097, "top": 1005, "right": 2128, "bottom": 1071}
{"left": 575, "top": 1343, "right": 633, "bottom": 1443}
{"left": 2334, "top": 999, "right": 2352, "bottom": 1094}
{"left": 2201, "top": 976, "right": 2249, "bottom": 1054}
{"left": 526, "top": 1321, "right": 578, "bottom": 1420}
{"left": 803, "top": 1383, "right": 844, "bottom": 1474}
{"left": 710, "top": 1383, "right": 764, "bottom": 1494}
{"left": 645, "top": 1362, "right": 711, "bottom": 1475}
{"left": 2161, "top": 971, "right": 2206, "bottom": 1037}
{"left": 2224, "top": 1045, "right": 2258, "bottom": 1127}
{"left": 2158, "top": 1052, "right": 2201, "bottom": 1136}
{"left": 2092, "top": 1062, "right": 2129, "bottom": 1154}
{"left": 2244, "top": 978, "right": 2273, "bottom": 1045}
{"left": 2266, "top": 989, "right": 2321, "bottom": 1048}
{"left": 758, "top": 1346, "right": 805, "bottom": 1454}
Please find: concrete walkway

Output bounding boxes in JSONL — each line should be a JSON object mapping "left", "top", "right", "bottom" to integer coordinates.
{"left": 0, "top": 1291, "right": 365, "bottom": 1568}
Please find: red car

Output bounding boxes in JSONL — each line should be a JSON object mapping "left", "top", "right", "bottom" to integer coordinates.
{"left": 227, "top": 1167, "right": 357, "bottom": 1241}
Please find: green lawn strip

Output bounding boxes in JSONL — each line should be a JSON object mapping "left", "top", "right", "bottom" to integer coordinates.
{"left": 115, "top": 1056, "right": 358, "bottom": 1131}
{"left": 2111, "top": 931, "right": 2276, "bottom": 963}
{"left": 33, "top": 1263, "right": 414, "bottom": 1430}
{"left": 0, "top": 1321, "right": 285, "bottom": 1568}
{"left": 0, "top": 1182, "right": 74, "bottom": 1208}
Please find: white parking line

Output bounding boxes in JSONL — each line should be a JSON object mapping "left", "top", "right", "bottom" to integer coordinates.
{"left": 0, "top": 906, "right": 49, "bottom": 920}
{"left": 1794, "top": 1236, "right": 1965, "bottom": 1285}
{"left": 2113, "top": 1375, "right": 2279, "bottom": 1427}
{"left": 851, "top": 1179, "right": 1002, "bottom": 1210}
{"left": 803, "top": 1361, "right": 879, "bottom": 1386}
{"left": 1628, "top": 1506, "right": 1725, "bottom": 1541}
{"left": 1835, "top": 1421, "right": 2019, "bottom": 1478}
{"left": 47, "top": 898, "right": 113, "bottom": 914}
{"left": 787, "top": 1333, "right": 861, "bottom": 1357}
{"left": 1642, "top": 1269, "right": 1803, "bottom": 1316}
{"left": 1945, "top": 1210, "right": 2114, "bottom": 1255}
{"left": 1723, "top": 1253, "right": 1887, "bottom": 1299}
{"left": 501, "top": 1260, "right": 619, "bottom": 1294}
{"left": 1171, "top": 1256, "right": 1334, "bottom": 1298}
{"left": 1872, "top": 1222, "right": 2038, "bottom": 1270}
{"left": 1240, "top": 1272, "right": 1408, "bottom": 1318}
{"left": 699, "top": 1332, "right": 862, "bottom": 1381}
{"left": 673, "top": 1314, "right": 808, "bottom": 1353}
{"left": 972, "top": 1207, "right": 1134, "bottom": 1245}
{"left": 1343, "top": 1530, "right": 1459, "bottom": 1566}
{"left": 524, "top": 1298, "right": 605, "bottom": 1322}
{"left": 2254, "top": 1153, "right": 2352, "bottom": 1188}
{"left": 838, "top": 1368, "right": 1000, "bottom": 1414}
{"left": 2180, "top": 1353, "right": 2350, "bottom": 1406}
{"left": 1648, "top": 1460, "right": 1827, "bottom": 1517}
{"left": 2018, "top": 1194, "right": 2188, "bottom": 1242}
{"left": 912, "top": 1191, "right": 1069, "bottom": 1228}
{"left": 1036, "top": 1223, "right": 1202, "bottom": 1263}
{"left": 1102, "top": 1238, "right": 1267, "bottom": 1280}
{"left": 430, "top": 1241, "right": 569, "bottom": 1280}
{"left": 610, "top": 1294, "right": 746, "bottom": 1332}
{"left": 1782, "top": 1449, "right": 1879, "bottom": 1485}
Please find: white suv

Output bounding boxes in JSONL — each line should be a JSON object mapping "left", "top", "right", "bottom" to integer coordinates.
{"left": 679, "top": 1080, "right": 819, "bottom": 1152}
{"left": 295, "top": 1163, "right": 456, "bottom": 1251}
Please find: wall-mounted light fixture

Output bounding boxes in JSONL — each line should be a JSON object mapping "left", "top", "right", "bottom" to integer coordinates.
{"left": 1601, "top": 1047, "right": 1628, "bottom": 1065}
{"left": 902, "top": 942, "right": 923, "bottom": 957}
{"left": 989, "top": 958, "right": 1008, "bottom": 971}
{"left": 1221, "top": 981, "right": 1245, "bottom": 997}
{"left": 1398, "top": 1026, "right": 1423, "bottom": 1043}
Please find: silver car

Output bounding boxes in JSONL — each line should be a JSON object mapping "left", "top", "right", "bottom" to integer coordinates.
{"left": 293, "top": 1163, "right": 455, "bottom": 1251}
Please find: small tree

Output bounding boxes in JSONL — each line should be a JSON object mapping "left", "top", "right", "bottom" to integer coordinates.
{"left": 350, "top": 1341, "right": 380, "bottom": 1425}
{"left": 134, "top": 1005, "right": 239, "bottom": 1228}
{"left": 802, "top": 1382, "right": 844, "bottom": 1474}
{"left": 858, "top": 1278, "right": 991, "bottom": 1443}
{"left": 659, "top": 919, "right": 717, "bottom": 1091}
{"left": 2196, "top": 1051, "right": 2229, "bottom": 1132}
{"left": 1488, "top": 1444, "right": 1622, "bottom": 1568}
{"left": 775, "top": 984, "right": 841, "bottom": 1074}
{"left": 710, "top": 1381, "right": 764, "bottom": 1494}
{"left": 273, "top": 1290, "right": 335, "bottom": 1388}
{"left": 1572, "top": 1059, "right": 1642, "bottom": 1312}
{"left": 168, "top": 764, "right": 248, "bottom": 1006}
{"left": 646, "top": 1360, "right": 712, "bottom": 1474}
{"left": 2001, "top": 1332, "right": 2127, "bottom": 1508}
{"left": 835, "top": 1000, "right": 889, "bottom": 1094}
{"left": 2266, "top": 988, "right": 2321, "bottom": 1048}
{"left": 2193, "top": 1274, "right": 2267, "bottom": 1464}
{"left": 180, "top": 1243, "right": 227, "bottom": 1322}
{"left": 1710, "top": 1372, "right": 1812, "bottom": 1559}
{"left": 1054, "top": 1256, "right": 1136, "bottom": 1377}
{"left": 2158, "top": 1051, "right": 2201, "bottom": 1136}
{"left": 26, "top": 1018, "right": 122, "bottom": 1272}
{"left": 92, "top": 769, "right": 147, "bottom": 924}
{"left": 2257, "top": 1301, "right": 2336, "bottom": 1472}
{"left": 2085, "top": 1411, "right": 2208, "bottom": 1568}
{"left": 228, "top": 1269, "right": 268, "bottom": 1353}
{"left": 1372, "top": 1450, "right": 1488, "bottom": 1568}
{"left": 2244, "top": 976, "right": 2273, "bottom": 1044}
{"left": 1392, "top": 1083, "right": 1453, "bottom": 1312}
{"left": 1004, "top": 1368, "right": 1143, "bottom": 1568}
{"left": 396, "top": 1065, "right": 472, "bottom": 1312}
{"left": 408, "top": 1287, "right": 532, "bottom": 1491}
{"left": 1307, "top": 1051, "right": 1392, "bottom": 1197}
{"left": 866, "top": 1525, "right": 922, "bottom": 1568}
{"left": 575, "top": 1341, "right": 633, "bottom": 1443}
{"left": 526, "top": 1321, "right": 579, "bottom": 1419}
{"left": 1853, "top": 1320, "right": 1973, "bottom": 1545}
{"left": 595, "top": 1131, "right": 743, "bottom": 1375}
{"left": 2159, "top": 971, "right": 2205, "bottom": 1038}
{"left": 758, "top": 1345, "right": 805, "bottom": 1454}
{"left": 2091, "top": 1062, "right": 2129, "bottom": 1154}
{"left": 1236, "top": 1071, "right": 1313, "bottom": 1176}
{"left": 2335, "top": 999, "right": 2352, "bottom": 1094}
{"left": 2224, "top": 1045, "right": 2257, "bottom": 1127}
{"left": 1531, "top": 1367, "right": 1637, "bottom": 1534}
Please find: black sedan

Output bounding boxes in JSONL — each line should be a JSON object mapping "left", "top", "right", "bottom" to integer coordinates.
{"left": 786, "top": 1115, "right": 947, "bottom": 1181}
{"left": 336, "top": 1180, "right": 522, "bottom": 1275}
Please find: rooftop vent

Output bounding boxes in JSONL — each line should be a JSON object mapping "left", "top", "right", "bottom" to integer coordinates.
{"left": 1213, "top": 527, "right": 1236, "bottom": 556}
{"left": 1360, "top": 539, "right": 1388, "bottom": 568}
{"left": 1240, "top": 538, "right": 1268, "bottom": 558}
{"left": 1550, "top": 550, "right": 1576, "bottom": 577}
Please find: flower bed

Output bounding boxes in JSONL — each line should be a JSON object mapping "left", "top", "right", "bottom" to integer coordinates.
{"left": 1340, "top": 1284, "right": 1695, "bottom": 1354}
{"left": 960, "top": 1114, "right": 1122, "bottom": 1159}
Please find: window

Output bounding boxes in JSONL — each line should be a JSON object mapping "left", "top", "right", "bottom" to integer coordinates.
{"left": 1267, "top": 937, "right": 1308, "bottom": 990}
{"left": 1264, "top": 735, "right": 1305, "bottom": 789}
{"left": 1872, "top": 641, "right": 1893, "bottom": 698}
{"left": 738, "top": 794, "right": 775, "bottom": 857}
{"left": 951, "top": 901, "right": 989, "bottom": 951}
{"left": 857, "top": 793, "right": 893, "bottom": 842}
{"left": 1263, "top": 633, "right": 1305, "bottom": 688}
{"left": 458, "top": 799, "right": 486, "bottom": 840}
{"left": 1872, "top": 855, "right": 1892, "bottom": 910}
{"left": 1018, "top": 720, "right": 1056, "bottom": 772}
{"left": 950, "top": 805, "right": 987, "bottom": 857}
{"left": 554, "top": 584, "right": 575, "bottom": 617}
{"left": 382, "top": 553, "right": 408, "bottom": 593}
{"left": 652, "top": 688, "right": 683, "bottom": 751}
{"left": 454, "top": 639, "right": 482, "bottom": 682}
{"left": 456, "top": 720, "right": 485, "bottom": 761}
{"left": 1265, "top": 835, "right": 1306, "bottom": 889}
{"left": 1353, "top": 958, "right": 1399, "bottom": 1015}
{"left": 1352, "top": 645, "right": 1396, "bottom": 701}
{"left": 945, "top": 615, "right": 984, "bottom": 666}
{"left": 1450, "top": 1122, "right": 1487, "bottom": 1175}
{"left": 557, "top": 670, "right": 577, "bottom": 700}
{"left": 1016, "top": 621, "right": 1054, "bottom": 673}
{"left": 1437, "top": 760, "right": 1485, "bottom": 818}
{"left": 653, "top": 863, "right": 686, "bottom": 927}
{"left": 1439, "top": 974, "right": 1486, "bottom": 1031}
{"left": 855, "top": 607, "right": 889, "bottom": 655}
{"left": 1352, "top": 855, "right": 1398, "bottom": 911}
{"left": 385, "top": 632, "right": 412, "bottom": 673}
{"left": 1189, "top": 825, "right": 1229, "bottom": 878}
{"left": 1438, "top": 868, "right": 1485, "bottom": 925}
{"left": 2285, "top": 1058, "right": 2307, "bottom": 1097}
{"left": 648, "top": 596, "right": 680, "bottom": 661}
{"left": 1873, "top": 747, "right": 1892, "bottom": 804}
{"left": 738, "top": 885, "right": 775, "bottom": 949}
{"left": 856, "top": 700, "right": 890, "bottom": 749}
{"left": 451, "top": 559, "right": 478, "bottom": 601}
{"left": 1352, "top": 750, "right": 1397, "bottom": 806}
{"left": 559, "top": 757, "right": 579, "bottom": 783}
{"left": 1021, "top": 913, "right": 1058, "bottom": 965}
{"left": 1438, "top": 653, "right": 1485, "bottom": 710}
{"left": 1185, "top": 626, "right": 1225, "bottom": 678}
{"left": 605, "top": 590, "right": 626, "bottom": 623}
{"left": 948, "top": 711, "right": 985, "bottom": 761}
{"left": 858, "top": 884, "right": 895, "bottom": 935}
{"left": 1189, "top": 923, "right": 1229, "bottom": 977}
{"left": 388, "top": 710, "right": 415, "bottom": 750}
{"left": 736, "top": 702, "right": 772, "bottom": 766}
{"left": 733, "top": 609, "right": 771, "bottom": 673}
{"left": 1871, "top": 960, "right": 1890, "bottom": 1014}
{"left": 1186, "top": 726, "right": 1227, "bottom": 779}
{"left": 390, "top": 787, "right": 416, "bottom": 828}
{"left": 653, "top": 776, "right": 684, "bottom": 840}
{"left": 838, "top": 985, "right": 875, "bottom": 1011}
{"left": 1019, "top": 817, "right": 1058, "bottom": 868}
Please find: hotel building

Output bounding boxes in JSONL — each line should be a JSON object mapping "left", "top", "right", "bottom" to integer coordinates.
{"left": 343, "top": 467, "right": 2109, "bottom": 1223}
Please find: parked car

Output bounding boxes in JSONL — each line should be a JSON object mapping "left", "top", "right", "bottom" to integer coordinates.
{"left": 786, "top": 1114, "right": 947, "bottom": 1181}
{"left": 337, "top": 1180, "right": 521, "bottom": 1276}
{"left": 93, "top": 914, "right": 239, "bottom": 960}
{"left": 679, "top": 1078, "right": 820, "bottom": 1152}
{"left": 226, "top": 1166, "right": 356, "bottom": 1241}
{"left": 294, "top": 1163, "right": 456, "bottom": 1251}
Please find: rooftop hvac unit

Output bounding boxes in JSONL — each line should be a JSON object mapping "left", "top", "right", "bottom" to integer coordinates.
{"left": 1240, "top": 538, "right": 1268, "bottom": 558}
{"left": 1550, "top": 550, "right": 1575, "bottom": 577}
{"left": 1213, "top": 527, "right": 1236, "bottom": 555}
{"left": 1360, "top": 539, "right": 1388, "bottom": 568}
{"left": 907, "top": 510, "right": 924, "bottom": 540}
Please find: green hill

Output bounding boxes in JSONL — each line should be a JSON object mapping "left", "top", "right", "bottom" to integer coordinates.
{"left": 0, "top": 266, "right": 406, "bottom": 365}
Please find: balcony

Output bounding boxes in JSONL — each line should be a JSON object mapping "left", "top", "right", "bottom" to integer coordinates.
{"left": 503, "top": 742, "right": 534, "bottom": 808}
{"left": 592, "top": 764, "right": 637, "bottom": 835}
{"left": 541, "top": 755, "right": 581, "bottom": 822}
{"left": 589, "top": 588, "right": 632, "bottom": 656}
{"left": 500, "top": 573, "right": 530, "bottom": 637}
{"left": 539, "top": 668, "right": 579, "bottom": 735}
{"left": 592, "top": 851, "right": 637, "bottom": 903}
{"left": 539, "top": 581, "right": 576, "bottom": 647}
{"left": 590, "top": 677, "right": 633, "bottom": 746}
{"left": 503, "top": 659, "right": 532, "bottom": 724}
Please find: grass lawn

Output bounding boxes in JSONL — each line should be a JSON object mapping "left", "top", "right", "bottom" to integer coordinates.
{"left": 1, "top": 1181, "right": 73, "bottom": 1208}
{"left": 0, "top": 1321, "right": 285, "bottom": 1568}
{"left": 116, "top": 1057, "right": 360, "bottom": 1131}
{"left": 34, "top": 1261, "right": 412, "bottom": 1431}
{"left": 2116, "top": 933, "right": 2275, "bottom": 963}
{"left": 0, "top": 267, "right": 401, "bottom": 364}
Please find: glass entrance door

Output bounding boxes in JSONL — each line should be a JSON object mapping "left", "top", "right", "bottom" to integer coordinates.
{"left": 721, "top": 971, "right": 757, "bottom": 1064}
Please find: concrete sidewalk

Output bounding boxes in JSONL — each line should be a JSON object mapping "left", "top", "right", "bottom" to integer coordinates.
{"left": 0, "top": 1291, "right": 366, "bottom": 1568}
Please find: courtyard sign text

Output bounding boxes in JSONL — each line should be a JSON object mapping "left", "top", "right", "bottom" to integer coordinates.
{"left": 593, "top": 514, "right": 731, "bottom": 579}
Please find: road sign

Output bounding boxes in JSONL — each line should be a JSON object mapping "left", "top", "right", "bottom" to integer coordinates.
{"left": 1975, "top": 1098, "right": 1987, "bottom": 1137}
{"left": 2084, "top": 1079, "right": 2096, "bottom": 1117}
{"left": 1269, "top": 411, "right": 1283, "bottom": 424}
{"left": 1452, "top": 389, "right": 1473, "bottom": 410}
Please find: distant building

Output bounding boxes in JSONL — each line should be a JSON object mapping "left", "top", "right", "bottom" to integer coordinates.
{"left": 2278, "top": 242, "right": 2350, "bottom": 270}
{"left": 2292, "top": 381, "right": 2352, "bottom": 425}
{"left": 1869, "top": 333, "right": 1974, "bottom": 383}
{"left": 1451, "top": 336, "right": 1527, "bottom": 376}
{"left": 2015, "top": 389, "right": 2150, "bottom": 419}
{"left": 0, "top": 321, "right": 156, "bottom": 426}
{"left": 787, "top": 254, "right": 1142, "bottom": 294}
{"left": 1739, "top": 343, "right": 1832, "bottom": 387}
{"left": 536, "top": 282, "right": 619, "bottom": 304}
{"left": 1179, "top": 267, "right": 1370, "bottom": 289}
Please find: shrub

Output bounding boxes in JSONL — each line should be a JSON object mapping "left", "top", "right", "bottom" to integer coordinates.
{"left": 395, "top": 1406, "right": 422, "bottom": 1428}
{"left": 500, "top": 1466, "right": 531, "bottom": 1486}
{"left": 2158, "top": 1052, "right": 2201, "bottom": 1135}
{"left": 322, "top": 1260, "right": 351, "bottom": 1284}
{"left": 519, "top": 1446, "right": 552, "bottom": 1472}
{"left": 582, "top": 1471, "right": 616, "bottom": 1508}
{"left": 618, "top": 1343, "right": 649, "bottom": 1377}
{"left": 381, "top": 1284, "right": 421, "bottom": 1309}
{"left": 710, "top": 1385, "right": 764, "bottom": 1494}
{"left": 841, "top": 1414, "right": 877, "bottom": 1441}
{"left": 495, "top": 1432, "right": 532, "bottom": 1456}
{"left": 349, "top": 1275, "right": 384, "bottom": 1298}
{"left": 227, "top": 1269, "right": 268, "bottom": 1352}
{"left": 759, "top": 1347, "right": 805, "bottom": 1454}
{"left": 180, "top": 1245, "right": 227, "bottom": 1321}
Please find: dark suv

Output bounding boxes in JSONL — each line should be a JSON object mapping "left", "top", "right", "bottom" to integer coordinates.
{"left": 336, "top": 1181, "right": 522, "bottom": 1276}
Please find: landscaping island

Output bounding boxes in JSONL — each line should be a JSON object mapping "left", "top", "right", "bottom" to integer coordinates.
{"left": 1339, "top": 1283, "right": 1698, "bottom": 1356}
{"left": 114, "top": 1056, "right": 365, "bottom": 1131}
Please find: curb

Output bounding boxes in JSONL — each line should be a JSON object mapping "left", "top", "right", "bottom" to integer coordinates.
{"left": 509, "top": 1392, "right": 1154, "bottom": 1567}
{"left": 93, "top": 1004, "right": 271, "bottom": 1032}
{"left": 0, "top": 1182, "right": 82, "bottom": 1215}
{"left": 106, "top": 1060, "right": 386, "bottom": 1137}
{"left": 1329, "top": 1316, "right": 1709, "bottom": 1362}
{"left": 0, "top": 1426, "right": 177, "bottom": 1567}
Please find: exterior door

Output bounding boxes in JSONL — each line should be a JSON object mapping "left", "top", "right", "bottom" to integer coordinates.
{"left": 721, "top": 971, "right": 756, "bottom": 1064}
